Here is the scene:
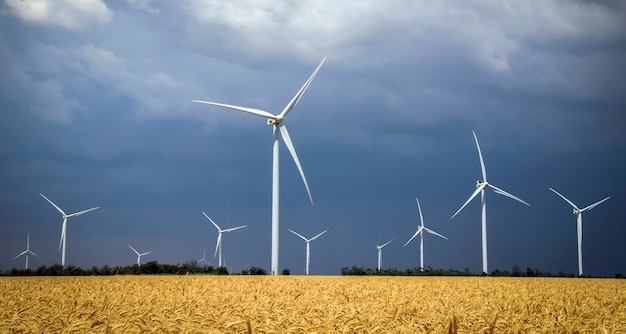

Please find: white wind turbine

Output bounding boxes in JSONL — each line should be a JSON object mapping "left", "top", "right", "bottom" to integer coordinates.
{"left": 375, "top": 239, "right": 394, "bottom": 271}
{"left": 128, "top": 245, "right": 153, "bottom": 265}
{"left": 549, "top": 187, "right": 609, "bottom": 277}
{"left": 203, "top": 212, "right": 246, "bottom": 268}
{"left": 13, "top": 234, "right": 39, "bottom": 270}
{"left": 198, "top": 247, "right": 210, "bottom": 267}
{"left": 193, "top": 57, "right": 326, "bottom": 275}
{"left": 450, "top": 131, "right": 530, "bottom": 274}
{"left": 404, "top": 197, "right": 447, "bottom": 271}
{"left": 289, "top": 229, "right": 326, "bottom": 275}
{"left": 40, "top": 193, "right": 99, "bottom": 267}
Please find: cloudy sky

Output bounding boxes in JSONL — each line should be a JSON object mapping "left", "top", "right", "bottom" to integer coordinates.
{"left": 1, "top": 0, "right": 625, "bottom": 276}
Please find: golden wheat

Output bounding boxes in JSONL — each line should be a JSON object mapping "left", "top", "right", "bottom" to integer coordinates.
{"left": 1, "top": 276, "right": 624, "bottom": 333}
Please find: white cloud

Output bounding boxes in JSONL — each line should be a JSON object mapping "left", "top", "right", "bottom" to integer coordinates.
{"left": 5, "top": 0, "right": 113, "bottom": 30}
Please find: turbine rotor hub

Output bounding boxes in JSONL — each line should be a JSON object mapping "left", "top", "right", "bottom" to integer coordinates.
{"left": 476, "top": 180, "right": 485, "bottom": 188}
{"left": 573, "top": 209, "right": 579, "bottom": 215}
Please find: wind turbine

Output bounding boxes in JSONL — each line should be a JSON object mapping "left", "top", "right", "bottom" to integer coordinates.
{"left": 375, "top": 239, "right": 394, "bottom": 271}
{"left": 128, "top": 245, "right": 153, "bottom": 265}
{"left": 549, "top": 187, "right": 609, "bottom": 277}
{"left": 40, "top": 193, "right": 99, "bottom": 267}
{"left": 198, "top": 247, "right": 210, "bottom": 267}
{"left": 404, "top": 197, "right": 448, "bottom": 271}
{"left": 13, "top": 234, "right": 39, "bottom": 270}
{"left": 450, "top": 131, "right": 530, "bottom": 274}
{"left": 289, "top": 229, "right": 326, "bottom": 275}
{"left": 202, "top": 212, "right": 246, "bottom": 268}
{"left": 193, "top": 57, "right": 326, "bottom": 275}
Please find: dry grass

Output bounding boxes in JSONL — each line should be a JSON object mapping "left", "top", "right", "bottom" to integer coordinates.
{"left": 1, "top": 276, "right": 625, "bottom": 333}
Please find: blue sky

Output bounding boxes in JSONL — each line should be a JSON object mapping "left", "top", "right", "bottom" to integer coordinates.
{"left": 1, "top": 0, "right": 625, "bottom": 276}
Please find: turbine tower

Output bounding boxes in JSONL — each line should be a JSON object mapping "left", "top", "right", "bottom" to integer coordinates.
{"left": 289, "top": 229, "right": 326, "bottom": 275}
{"left": 198, "top": 247, "right": 210, "bottom": 267}
{"left": 450, "top": 132, "right": 530, "bottom": 274}
{"left": 128, "top": 245, "right": 153, "bottom": 265}
{"left": 13, "top": 234, "right": 39, "bottom": 270}
{"left": 375, "top": 239, "right": 394, "bottom": 271}
{"left": 40, "top": 193, "right": 99, "bottom": 267}
{"left": 203, "top": 212, "right": 246, "bottom": 268}
{"left": 404, "top": 197, "right": 447, "bottom": 271}
{"left": 193, "top": 57, "right": 326, "bottom": 275}
{"left": 549, "top": 187, "right": 609, "bottom": 276}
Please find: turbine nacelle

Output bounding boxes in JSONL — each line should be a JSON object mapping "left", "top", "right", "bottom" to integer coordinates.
{"left": 267, "top": 116, "right": 283, "bottom": 126}
{"left": 476, "top": 180, "right": 485, "bottom": 188}
{"left": 573, "top": 208, "right": 580, "bottom": 215}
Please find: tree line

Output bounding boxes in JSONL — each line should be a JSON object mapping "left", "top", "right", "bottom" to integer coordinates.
{"left": 341, "top": 265, "right": 624, "bottom": 278}
{"left": 0, "top": 261, "right": 270, "bottom": 276}
{"left": 2, "top": 263, "right": 624, "bottom": 277}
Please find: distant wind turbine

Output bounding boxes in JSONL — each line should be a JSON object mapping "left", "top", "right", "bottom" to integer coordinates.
{"left": 128, "top": 245, "right": 153, "bottom": 266}
{"left": 549, "top": 187, "right": 610, "bottom": 277}
{"left": 404, "top": 197, "right": 447, "bottom": 271}
{"left": 198, "top": 247, "right": 210, "bottom": 267}
{"left": 203, "top": 212, "right": 246, "bottom": 268}
{"left": 40, "top": 193, "right": 99, "bottom": 267}
{"left": 289, "top": 229, "right": 326, "bottom": 275}
{"left": 450, "top": 131, "right": 530, "bottom": 274}
{"left": 375, "top": 239, "right": 394, "bottom": 271}
{"left": 13, "top": 234, "right": 39, "bottom": 270}
{"left": 193, "top": 57, "right": 326, "bottom": 275}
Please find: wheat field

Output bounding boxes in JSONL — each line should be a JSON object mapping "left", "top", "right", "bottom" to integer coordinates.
{"left": 1, "top": 276, "right": 625, "bottom": 333}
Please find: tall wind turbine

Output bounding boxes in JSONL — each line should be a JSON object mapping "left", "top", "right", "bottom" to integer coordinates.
{"left": 203, "top": 212, "right": 246, "bottom": 268}
{"left": 198, "top": 247, "right": 210, "bottom": 267}
{"left": 128, "top": 245, "right": 153, "bottom": 265}
{"left": 40, "top": 193, "right": 99, "bottom": 267}
{"left": 549, "top": 187, "right": 609, "bottom": 276}
{"left": 13, "top": 234, "right": 39, "bottom": 270}
{"left": 193, "top": 57, "right": 326, "bottom": 275}
{"left": 375, "top": 239, "right": 394, "bottom": 271}
{"left": 450, "top": 131, "right": 530, "bottom": 274}
{"left": 404, "top": 197, "right": 447, "bottom": 271}
{"left": 289, "top": 229, "right": 326, "bottom": 275}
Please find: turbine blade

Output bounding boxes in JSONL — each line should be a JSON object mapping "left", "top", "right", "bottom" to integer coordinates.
{"left": 381, "top": 239, "right": 394, "bottom": 248}
{"left": 488, "top": 184, "right": 530, "bottom": 206}
{"left": 415, "top": 197, "right": 424, "bottom": 227}
{"left": 423, "top": 227, "right": 448, "bottom": 240}
{"left": 581, "top": 196, "right": 610, "bottom": 212}
{"left": 279, "top": 124, "right": 313, "bottom": 204}
{"left": 128, "top": 245, "right": 140, "bottom": 255}
{"left": 214, "top": 233, "right": 222, "bottom": 258}
{"left": 202, "top": 212, "right": 222, "bottom": 231}
{"left": 140, "top": 251, "right": 153, "bottom": 256}
{"left": 192, "top": 100, "right": 276, "bottom": 119}
{"left": 451, "top": 185, "right": 485, "bottom": 219}
{"left": 58, "top": 219, "right": 66, "bottom": 251}
{"left": 67, "top": 206, "right": 100, "bottom": 218}
{"left": 309, "top": 230, "right": 327, "bottom": 241}
{"left": 548, "top": 187, "right": 579, "bottom": 210}
{"left": 40, "top": 193, "right": 66, "bottom": 216}
{"left": 289, "top": 229, "right": 308, "bottom": 241}
{"left": 29, "top": 251, "right": 40, "bottom": 258}
{"left": 223, "top": 225, "right": 247, "bottom": 233}
{"left": 403, "top": 227, "right": 423, "bottom": 247}
{"left": 13, "top": 250, "right": 28, "bottom": 259}
{"left": 279, "top": 57, "right": 326, "bottom": 118}
{"left": 472, "top": 131, "right": 487, "bottom": 182}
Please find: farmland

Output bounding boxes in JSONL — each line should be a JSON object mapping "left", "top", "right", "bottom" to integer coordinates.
{"left": 1, "top": 276, "right": 625, "bottom": 333}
